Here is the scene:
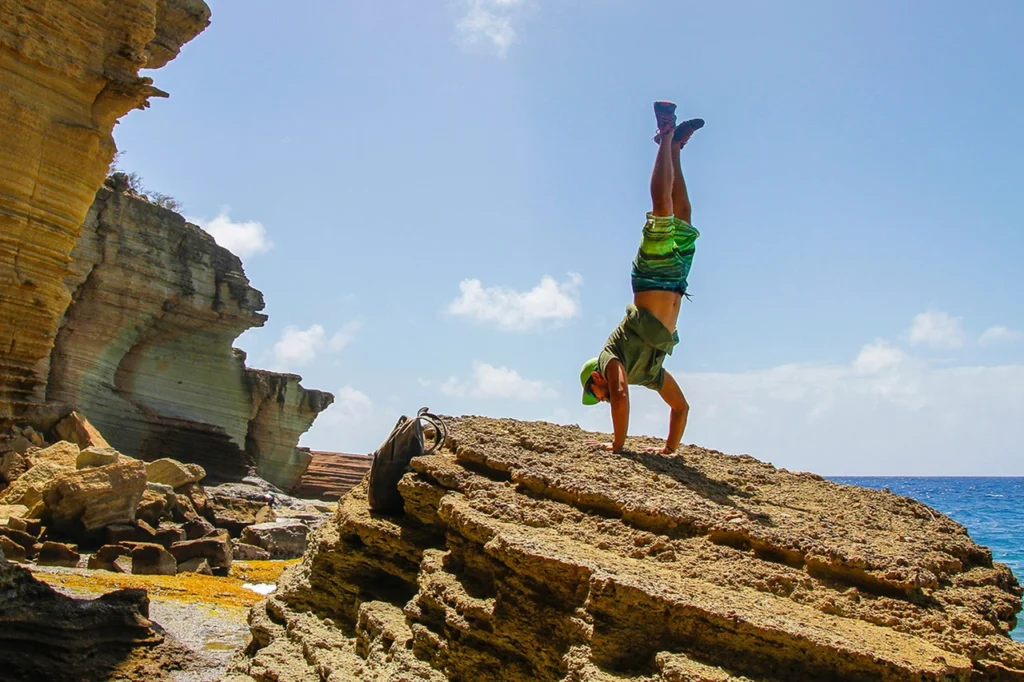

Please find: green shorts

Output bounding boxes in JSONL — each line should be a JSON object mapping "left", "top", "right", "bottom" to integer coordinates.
{"left": 630, "top": 213, "right": 699, "bottom": 296}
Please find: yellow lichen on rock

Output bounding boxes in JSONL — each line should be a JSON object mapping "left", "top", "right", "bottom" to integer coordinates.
{"left": 0, "top": 0, "right": 210, "bottom": 421}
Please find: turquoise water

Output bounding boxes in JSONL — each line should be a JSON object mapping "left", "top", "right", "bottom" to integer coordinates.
{"left": 831, "top": 476, "right": 1023, "bottom": 642}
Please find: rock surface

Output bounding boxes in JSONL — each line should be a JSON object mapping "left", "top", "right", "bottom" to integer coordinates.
{"left": 0, "top": 460, "right": 71, "bottom": 509}
{"left": 290, "top": 450, "right": 372, "bottom": 500}
{"left": 0, "top": 0, "right": 210, "bottom": 422}
{"left": 240, "top": 520, "right": 309, "bottom": 559}
{"left": 147, "top": 458, "right": 205, "bottom": 489}
{"left": 36, "top": 540, "right": 81, "bottom": 568}
{"left": 230, "top": 417, "right": 1024, "bottom": 682}
{"left": 46, "top": 184, "right": 333, "bottom": 488}
{"left": 131, "top": 542, "right": 177, "bottom": 576}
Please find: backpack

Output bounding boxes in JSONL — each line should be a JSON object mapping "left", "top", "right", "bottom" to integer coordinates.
{"left": 367, "top": 407, "right": 447, "bottom": 515}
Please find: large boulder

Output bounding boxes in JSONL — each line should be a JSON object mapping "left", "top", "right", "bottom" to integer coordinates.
{"left": 53, "top": 412, "right": 111, "bottom": 450}
{"left": 130, "top": 543, "right": 176, "bottom": 576}
{"left": 146, "top": 458, "right": 205, "bottom": 490}
{"left": 0, "top": 461, "right": 72, "bottom": 509}
{"left": 42, "top": 459, "right": 147, "bottom": 535}
{"left": 168, "top": 537, "right": 231, "bottom": 571}
{"left": 239, "top": 520, "right": 309, "bottom": 559}
{"left": 231, "top": 540, "right": 270, "bottom": 561}
{"left": 27, "top": 441, "right": 79, "bottom": 469}
{"left": 205, "top": 485, "right": 274, "bottom": 536}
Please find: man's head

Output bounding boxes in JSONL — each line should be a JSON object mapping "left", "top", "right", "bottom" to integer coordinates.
{"left": 580, "top": 358, "right": 610, "bottom": 405}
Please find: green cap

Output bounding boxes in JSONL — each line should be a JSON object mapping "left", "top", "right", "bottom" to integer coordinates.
{"left": 580, "top": 357, "right": 600, "bottom": 406}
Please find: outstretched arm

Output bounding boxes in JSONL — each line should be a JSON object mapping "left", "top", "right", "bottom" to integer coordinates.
{"left": 585, "top": 358, "right": 630, "bottom": 453}
{"left": 652, "top": 370, "right": 689, "bottom": 453}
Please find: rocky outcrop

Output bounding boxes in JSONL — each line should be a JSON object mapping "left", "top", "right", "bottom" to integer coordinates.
{"left": 230, "top": 417, "right": 1024, "bottom": 682}
{"left": 0, "top": 0, "right": 211, "bottom": 423}
{"left": 0, "top": 549, "right": 183, "bottom": 681}
{"left": 290, "top": 450, "right": 372, "bottom": 500}
{"left": 46, "top": 184, "right": 333, "bottom": 487}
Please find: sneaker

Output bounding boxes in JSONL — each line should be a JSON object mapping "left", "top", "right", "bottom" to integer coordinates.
{"left": 653, "top": 101, "right": 677, "bottom": 140}
{"left": 673, "top": 118, "right": 705, "bottom": 146}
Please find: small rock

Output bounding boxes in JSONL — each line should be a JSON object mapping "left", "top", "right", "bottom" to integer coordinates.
{"left": 182, "top": 516, "right": 216, "bottom": 540}
{"left": 106, "top": 523, "right": 139, "bottom": 545}
{"left": 231, "top": 540, "right": 270, "bottom": 561}
{"left": 146, "top": 459, "right": 205, "bottom": 490}
{"left": 177, "top": 557, "right": 212, "bottom": 575}
{"left": 169, "top": 537, "right": 232, "bottom": 570}
{"left": 53, "top": 412, "right": 111, "bottom": 450}
{"left": 76, "top": 447, "right": 121, "bottom": 469}
{"left": 21, "top": 426, "right": 45, "bottom": 448}
{"left": 6, "top": 516, "right": 43, "bottom": 537}
{"left": 0, "top": 504, "right": 30, "bottom": 524}
{"left": 88, "top": 544, "right": 132, "bottom": 571}
{"left": 134, "top": 519, "right": 158, "bottom": 542}
{"left": 113, "top": 555, "right": 132, "bottom": 574}
{"left": 0, "top": 527, "right": 39, "bottom": 559}
{"left": 30, "top": 442, "right": 79, "bottom": 469}
{"left": 37, "top": 541, "right": 80, "bottom": 567}
{"left": 240, "top": 520, "right": 310, "bottom": 559}
{"left": 255, "top": 505, "right": 276, "bottom": 524}
{"left": 2, "top": 435, "right": 33, "bottom": 456}
{"left": 130, "top": 543, "right": 176, "bottom": 575}
{"left": 135, "top": 488, "right": 169, "bottom": 528}
{"left": 154, "top": 523, "right": 186, "bottom": 548}
{"left": 0, "top": 535, "right": 26, "bottom": 562}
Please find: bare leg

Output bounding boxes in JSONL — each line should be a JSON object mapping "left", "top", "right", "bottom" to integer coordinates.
{"left": 671, "top": 142, "right": 691, "bottom": 224}
{"left": 650, "top": 130, "right": 676, "bottom": 217}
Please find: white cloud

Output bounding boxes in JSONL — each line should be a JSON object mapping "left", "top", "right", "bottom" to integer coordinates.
{"left": 456, "top": 0, "right": 526, "bottom": 57}
{"left": 447, "top": 273, "right": 583, "bottom": 331}
{"left": 300, "top": 385, "right": 395, "bottom": 455}
{"left": 908, "top": 311, "right": 965, "bottom": 349}
{"left": 190, "top": 210, "right": 273, "bottom": 258}
{"left": 979, "top": 326, "right": 1024, "bottom": 346}
{"left": 329, "top": 320, "right": 364, "bottom": 352}
{"left": 854, "top": 340, "right": 908, "bottom": 374}
{"left": 272, "top": 324, "right": 325, "bottom": 369}
{"left": 427, "top": 361, "right": 557, "bottom": 401}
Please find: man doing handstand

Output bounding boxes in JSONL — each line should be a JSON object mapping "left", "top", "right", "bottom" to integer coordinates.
{"left": 580, "top": 101, "right": 704, "bottom": 455}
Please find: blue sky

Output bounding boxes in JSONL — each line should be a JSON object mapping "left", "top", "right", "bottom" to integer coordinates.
{"left": 115, "top": 0, "right": 1024, "bottom": 475}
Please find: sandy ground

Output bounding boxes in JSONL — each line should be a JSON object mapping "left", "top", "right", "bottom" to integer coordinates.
{"left": 31, "top": 560, "right": 298, "bottom": 682}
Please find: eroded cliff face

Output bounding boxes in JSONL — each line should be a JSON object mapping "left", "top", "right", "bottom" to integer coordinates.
{"left": 229, "top": 417, "right": 1024, "bottom": 682}
{"left": 47, "top": 183, "right": 333, "bottom": 488}
{"left": 0, "top": 0, "right": 211, "bottom": 421}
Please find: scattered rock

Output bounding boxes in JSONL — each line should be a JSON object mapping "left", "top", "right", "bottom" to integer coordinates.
{"left": 177, "top": 557, "right": 213, "bottom": 575}
{"left": 2, "top": 435, "right": 33, "bottom": 456}
{"left": 0, "top": 536, "right": 26, "bottom": 562}
{"left": 37, "top": 541, "right": 80, "bottom": 568}
{"left": 155, "top": 523, "right": 186, "bottom": 549}
{"left": 146, "top": 458, "right": 205, "bottom": 489}
{"left": 168, "top": 537, "right": 232, "bottom": 571}
{"left": 5, "top": 516, "right": 42, "bottom": 537}
{"left": 88, "top": 544, "right": 132, "bottom": 571}
{"left": 106, "top": 523, "right": 139, "bottom": 546}
{"left": 130, "top": 543, "right": 177, "bottom": 575}
{"left": 0, "top": 527, "right": 40, "bottom": 559}
{"left": 136, "top": 488, "right": 170, "bottom": 528}
{"left": 0, "top": 461, "right": 72, "bottom": 508}
{"left": 21, "top": 426, "right": 45, "bottom": 448}
{"left": 205, "top": 485, "right": 274, "bottom": 536}
{"left": 43, "top": 459, "right": 147, "bottom": 535}
{"left": 182, "top": 516, "right": 217, "bottom": 540}
{"left": 28, "top": 441, "right": 79, "bottom": 469}
{"left": 240, "top": 520, "right": 309, "bottom": 559}
{"left": 135, "top": 519, "right": 158, "bottom": 542}
{"left": 53, "top": 411, "right": 111, "bottom": 450}
{"left": 231, "top": 540, "right": 270, "bottom": 561}
{"left": 178, "top": 482, "right": 208, "bottom": 516}
{"left": 76, "top": 446, "right": 121, "bottom": 469}
{"left": 255, "top": 505, "right": 277, "bottom": 524}
{"left": 0, "top": 452, "right": 27, "bottom": 484}
{"left": 113, "top": 555, "right": 133, "bottom": 574}
{"left": 0, "top": 504, "right": 29, "bottom": 524}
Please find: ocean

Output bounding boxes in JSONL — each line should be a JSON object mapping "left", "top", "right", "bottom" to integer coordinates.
{"left": 831, "top": 477, "right": 1023, "bottom": 642}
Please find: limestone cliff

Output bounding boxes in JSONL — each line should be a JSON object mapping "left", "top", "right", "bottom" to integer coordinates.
{"left": 229, "top": 417, "right": 1024, "bottom": 682}
{"left": 0, "top": 0, "right": 211, "bottom": 421}
{"left": 47, "top": 182, "right": 333, "bottom": 488}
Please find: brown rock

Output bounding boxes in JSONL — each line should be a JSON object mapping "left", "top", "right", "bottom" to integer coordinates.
{"left": 146, "top": 458, "right": 205, "bottom": 489}
{"left": 30, "top": 441, "right": 80, "bottom": 469}
{"left": 178, "top": 482, "right": 209, "bottom": 516}
{"left": 105, "top": 524, "right": 139, "bottom": 546}
{"left": 130, "top": 543, "right": 176, "bottom": 576}
{"left": 37, "top": 541, "right": 80, "bottom": 568}
{"left": 76, "top": 446, "right": 121, "bottom": 469}
{"left": 134, "top": 519, "right": 158, "bottom": 542}
{"left": 2, "top": 436, "right": 33, "bottom": 456}
{"left": 0, "top": 451, "right": 27, "bottom": 483}
{"left": 136, "top": 488, "right": 169, "bottom": 528}
{"left": 240, "top": 520, "right": 309, "bottom": 559}
{"left": 230, "top": 417, "right": 1024, "bottom": 682}
{"left": 168, "top": 537, "right": 231, "bottom": 570}
{"left": 53, "top": 412, "right": 111, "bottom": 450}
{"left": 205, "top": 487, "right": 273, "bottom": 535}
{"left": 0, "top": 535, "right": 25, "bottom": 562}
{"left": 177, "top": 557, "right": 212, "bottom": 575}
{"left": 113, "top": 555, "right": 133, "bottom": 574}
{"left": 0, "top": 504, "right": 29, "bottom": 524}
{"left": 0, "top": 526, "right": 41, "bottom": 560}
{"left": 88, "top": 544, "right": 132, "bottom": 571}
{"left": 21, "top": 426, "right": 45, "bottom": 448}
{"left": 182, "top": 516, "right": 217, "bottom": 540}
{"left": 154, "top": 523, "right": 186, "bottom": 549}
{"left": 255, "top": 504, "right": 277, "bottom": 524}
{"left": 42, "top": 459, "right": 147, "bottom": 535}
{"left": 230, "top": 540, "right": 270, "bottom": 561}
{"left": 6, "top": 516, "right": 43, "bottom": 537}
{"left": 0, "top": 461, "right": 72, "bottom": 508}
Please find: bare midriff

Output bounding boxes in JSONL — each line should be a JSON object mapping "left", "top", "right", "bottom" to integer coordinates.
{"left": 634, "top": 290, "right": 681, "bottom": 333}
